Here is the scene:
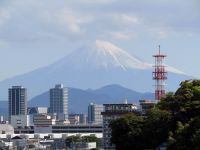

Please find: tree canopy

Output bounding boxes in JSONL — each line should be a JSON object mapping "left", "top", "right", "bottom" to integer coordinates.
{"left": 65, "top": 135, "right": 100, "bottom": 149}
{"left": 110, "top": 79, "right": 200, "bottom": 150}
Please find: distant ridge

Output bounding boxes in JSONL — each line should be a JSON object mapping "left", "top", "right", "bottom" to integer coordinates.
{"left": 28, "top": 84, "right": 154, "bottom": 113}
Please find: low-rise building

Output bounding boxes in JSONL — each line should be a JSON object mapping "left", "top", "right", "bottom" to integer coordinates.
{"left": 14, "top": 126, "right": 34, "bottom": 134}
{"left": 52, "top": 124, "right": 103, "bottom": 134}
{"left": 69, "top": 142, "right": 96, "bottom": 150}
{"left": 55, "top": 120, "right": 70, "bottom": 125}
{"left": 34, "top": 114, "right": 56, "bottom": 133}
{"left": 11, "top": 115, "right": 30, "bottom": 128}
{"left": 69, "top": 114, "right": 87, "bottom": 124}
{"left": 0, "top": 124, "right": 14, "bottom": 134}
{"left": 139, "top": 100, "right": 155, "bottom": 114}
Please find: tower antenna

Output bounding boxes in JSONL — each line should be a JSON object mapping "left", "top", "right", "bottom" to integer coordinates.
{"left": 153, "top": 46, "right": 167, "bottom": 101}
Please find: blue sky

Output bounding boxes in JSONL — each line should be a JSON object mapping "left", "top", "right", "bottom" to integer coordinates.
{"left": 0, "top": 0, "right": 199, "bottom": 81}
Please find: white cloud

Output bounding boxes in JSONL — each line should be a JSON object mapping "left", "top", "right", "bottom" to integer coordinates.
{"left": 0, "top": 9, "right": 11, "bottom": 26}
{"left": 111, "top": 14, "right": 140, "bottom": 24}
{"left": 42, "top": 8, "right": 93, "bottom": 34}
{"left": 77, "top": 0, "right": 114, "bottom": 4}
{"left": 0, "top": 9, "right": 10, "bottom": 19}
{"left": 0, "top": 40, "right": 9, "bottom": 47}
{"left": 121, "top": 15, "right": 139, "bottom": 23}
{"left": 110, "top": 32, "right": 130, "bottom": 40}
{"left": 148, "top": 27, "right": 171, "bottom": 38}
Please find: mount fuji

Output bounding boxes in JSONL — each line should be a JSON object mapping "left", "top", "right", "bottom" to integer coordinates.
{"left": 0, "top": 40, "right": 191, "bottom": 100}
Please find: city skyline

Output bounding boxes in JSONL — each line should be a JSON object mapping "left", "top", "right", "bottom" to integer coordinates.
{"left": 0, "top": 1, "right": 199, "bottom": 149}
{"left": 0, "top": 0, "right": 199, "bottom": 81}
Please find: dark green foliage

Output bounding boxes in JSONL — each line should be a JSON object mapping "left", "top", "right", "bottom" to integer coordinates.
{"left": 110, "top": 110, "right": 172, "bottom": 150}
{"left": 65, "top": 135, "right": 82, "bottom": 147}
{"left": 110, "top": 79, "right": 200, "bottom": 150}
{"left": 169, "top": 117, "right": 200, "bottom": 150}
{"left": 110, "top": 113, "right": 144, "bottom": 150}
{"left": 82, "top": 135, "right": 100, "bottom": 147}
{"left": 143, "top": 109, "right": 173, "bottom": 149}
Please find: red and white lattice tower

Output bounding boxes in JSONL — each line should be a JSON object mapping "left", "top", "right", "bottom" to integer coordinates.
{"left": 153, "top": 45, "right": 167, "bottom": 101}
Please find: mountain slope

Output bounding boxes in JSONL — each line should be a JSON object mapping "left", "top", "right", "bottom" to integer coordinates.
{"left": 28, "top": 84, "right": 154, "bottom": 114}
{"left": 0, "top": 40, "right": 191, "bottom": 100}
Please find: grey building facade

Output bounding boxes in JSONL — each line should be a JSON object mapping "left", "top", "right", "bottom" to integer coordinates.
{"left": 8, "top": 86, "right": 27, "bottom": 122}
{"left": 49, "top": 84, "right": 68, "bottom": 120}
{"left": 88, "top": 103, "right": 103, "bottom": 124}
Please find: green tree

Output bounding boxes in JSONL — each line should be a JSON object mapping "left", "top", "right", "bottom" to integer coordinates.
{"left": 82, "top": 135, "right": 100, "bottom": 147}
{"left": 110, "top": 113, "right": 145, "bottom": 150}
{"left": 110, "top": 79, "right": 200, "bottom": 150}
{"left": 157, "top": 79, "right": 200, "bottom": 149}
{"left": 65, "top": 135, "right": 81, "bottom": 147}
{"left": 143, "top": 109, "right": 173, "bottom": 149}
{"left": 169, "top": 117, "right": 200, "bottom": 150}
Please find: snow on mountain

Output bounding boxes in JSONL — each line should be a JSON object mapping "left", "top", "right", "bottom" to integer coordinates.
{"left": 51, "top": 40, "right": 151, "bottom": 70}
{"left": 51, "top": 40, "right": 185, "bottom": 74}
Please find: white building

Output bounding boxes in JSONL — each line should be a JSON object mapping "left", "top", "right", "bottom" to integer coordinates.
{"left": 0, "top": 116, "right": 3, "bottom": 122}
{"left": 11, "top": 115, "right": 30, "bottom": 128}
{"left": 88, "top": 103, "right": 103, "bottom": 124}
{"left": 101, "top": 100, "right": 138, "bottom": 150}
{"left": 0, "top": 124, "right": 14, "bottom": 134}
{"left": 69, "top": 142, "right": 96, "bottom": 150}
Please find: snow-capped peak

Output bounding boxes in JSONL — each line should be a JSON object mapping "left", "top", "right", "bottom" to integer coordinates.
{"left": 79, "top": 40, "right": 152, "bottom": 70}
{"left": 52, "top": 40, "right": 185, "bottom": 75}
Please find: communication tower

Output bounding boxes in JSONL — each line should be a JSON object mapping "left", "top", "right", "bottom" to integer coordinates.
{"left": 153, "top": 45, "right": 167, "bottom": 100}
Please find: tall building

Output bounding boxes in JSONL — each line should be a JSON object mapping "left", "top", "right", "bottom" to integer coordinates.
{"left": 49, "top": 84, "right": 68, "bottom": 120}
{"left": 101, "top": 99, "right": 139, "bottom": 150}
{"left": 88, "top": 103, "right": 103, "bottom": 124}
{"left": 8, "top": 86, "right": 27, "bottom": 122}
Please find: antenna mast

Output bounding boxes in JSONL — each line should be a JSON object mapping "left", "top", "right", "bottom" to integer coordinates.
{"left": 153, "top": 45, "right": 167, "bottom": 100}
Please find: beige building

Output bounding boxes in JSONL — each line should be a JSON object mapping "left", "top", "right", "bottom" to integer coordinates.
{"left": 34, "top": 114, "right": 56, "bottom": 133}
{"left": 68, "top": 114, "right": 80, "bottom": 125}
